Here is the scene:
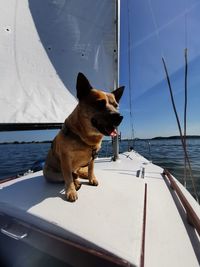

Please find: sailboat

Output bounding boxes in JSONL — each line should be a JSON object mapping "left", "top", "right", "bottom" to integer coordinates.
{"left": 0, "top": 1, "right": 200, "bottom": 266}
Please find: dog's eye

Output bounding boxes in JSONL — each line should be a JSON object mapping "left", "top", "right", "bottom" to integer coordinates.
{"left": 114, "top": 103, "right": 119, "bottom": 109}
{"left": 109, "top": 101, "right": 119, "bottom": 109}
{"left": 96, "top": 99, "right": 106, "bottom": 109}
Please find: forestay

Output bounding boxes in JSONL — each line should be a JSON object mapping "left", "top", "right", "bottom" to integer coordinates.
{"left": 0, "top": 0, "right": 117, "bottom": 124}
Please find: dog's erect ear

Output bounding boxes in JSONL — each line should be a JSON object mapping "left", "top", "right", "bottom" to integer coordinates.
{"left": 112, "top": 86, "right": 125, "bottom": 103}
{"left": 76, "top": 73, "right": 92, "bottom": 100}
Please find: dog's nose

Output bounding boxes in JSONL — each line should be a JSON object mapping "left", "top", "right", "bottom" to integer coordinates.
{"left": 110, "top": 112, "right": 123, "bottom": 126}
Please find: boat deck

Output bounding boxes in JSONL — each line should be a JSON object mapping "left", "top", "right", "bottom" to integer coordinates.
{"left": 0, "top": 151, "right": 200, "bottom": 266}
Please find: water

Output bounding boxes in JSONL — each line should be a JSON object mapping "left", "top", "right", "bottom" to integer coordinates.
{"left": 0, "top": 139, "right": 200, "bottom": 197}
{"left": 0, "top": 143, "right": 50, "bottom": 179}
{"left": 132, "top": 138, "right": 200, "bottom": 196}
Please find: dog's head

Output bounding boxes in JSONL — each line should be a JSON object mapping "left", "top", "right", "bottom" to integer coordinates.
{"left": 76, "top": 73, "right": 124, "bottom": 137}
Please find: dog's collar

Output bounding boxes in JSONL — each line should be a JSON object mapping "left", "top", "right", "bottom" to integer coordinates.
{"left": 61, "top": 124, "right": 98, "bottom": 160}
{"left": 62, "top": 123, "right": 73, "bottom": 137}
{"left": 62, "top": 124, "right": 82, "bottom": 143}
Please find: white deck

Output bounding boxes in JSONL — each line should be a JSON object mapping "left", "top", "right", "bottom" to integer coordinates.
{"left": 0, "top": 151, "right": 200, "bottom": 266}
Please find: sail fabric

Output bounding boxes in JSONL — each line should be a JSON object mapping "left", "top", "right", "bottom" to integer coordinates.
{"left": 0, "top": 0, "right": 117, "bottom": 124}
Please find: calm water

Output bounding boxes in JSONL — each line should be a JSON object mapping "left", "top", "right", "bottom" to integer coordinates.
{"left": 0, "top": 139, "right": 200, "bottom": 197}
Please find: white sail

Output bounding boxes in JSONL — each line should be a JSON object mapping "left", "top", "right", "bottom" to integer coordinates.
{"left": 0, "top": 0, "right": 117, "bottom": 124}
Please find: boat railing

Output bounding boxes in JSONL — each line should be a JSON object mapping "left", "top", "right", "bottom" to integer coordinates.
{"left": 163, "top": 169, "right": 200, "bottom": 236}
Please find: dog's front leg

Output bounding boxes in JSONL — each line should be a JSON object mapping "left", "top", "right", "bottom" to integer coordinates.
{"left": 88, "top": 160, "right": 98, "bottom": 186}
{"left": 61, "top": 155, "right": 78, "bottom": 202}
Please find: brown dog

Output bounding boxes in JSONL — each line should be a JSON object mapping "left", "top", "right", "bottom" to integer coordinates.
{"left": 43, "top": 73, "right": 124, "bottom": 202}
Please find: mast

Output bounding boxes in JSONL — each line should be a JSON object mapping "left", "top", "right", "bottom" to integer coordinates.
{"left": 112, "top": 0, "right": 120, "bottom": 161}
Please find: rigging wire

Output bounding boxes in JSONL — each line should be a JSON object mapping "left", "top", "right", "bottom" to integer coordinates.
{"left": 127, "top": 0, "right": 134, "bottom": 142}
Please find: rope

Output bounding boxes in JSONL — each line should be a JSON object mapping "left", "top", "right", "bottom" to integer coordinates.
{"left": 183, "top": 0, "right": 188, "bottom": 187}
{"left": 183, "top": 48, "right": 188, "bottom": 187}
{"left": 162, "top": 57, "right": 199, "bottom": 202}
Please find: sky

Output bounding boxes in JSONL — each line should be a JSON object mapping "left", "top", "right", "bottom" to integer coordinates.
{"left": 119, "top": 0, "right": 200, "bottom": 139}
{"left": 0, "top": 0, "right": 200, "bottom": 142}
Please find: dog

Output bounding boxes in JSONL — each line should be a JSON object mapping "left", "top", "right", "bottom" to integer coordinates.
{"left": 43, "top": 73, "right": 124, "bottom": 202}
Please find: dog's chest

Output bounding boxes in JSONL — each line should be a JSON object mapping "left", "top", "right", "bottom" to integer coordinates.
{"left": 72, "top": 146, "right": 98, "bottom": 169}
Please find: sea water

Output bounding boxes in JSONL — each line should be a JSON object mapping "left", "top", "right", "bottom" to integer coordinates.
{"left": 0, "top": 139, "right": 199, "bottom": 197}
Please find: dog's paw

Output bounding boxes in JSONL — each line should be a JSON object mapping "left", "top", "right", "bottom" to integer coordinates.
{"left": 66, "top": 190, "right": 78, "bottom": 202}
{"left": 89, "top": 178, "right": 99, "bottom": 186}
{"left": 74, "top": 179, "right": 82, "bottom": 191}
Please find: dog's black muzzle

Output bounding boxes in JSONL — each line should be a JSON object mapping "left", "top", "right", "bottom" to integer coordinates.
{"left": 91, "top": 111, "right": 123, "bottom": 136}
{"left": 110, "top": 112, "right": 123, "bottom": 127}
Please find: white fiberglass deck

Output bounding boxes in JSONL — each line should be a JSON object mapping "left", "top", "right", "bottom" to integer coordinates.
{"left": 0, "top": 151, "right": 200, "bottom": 266}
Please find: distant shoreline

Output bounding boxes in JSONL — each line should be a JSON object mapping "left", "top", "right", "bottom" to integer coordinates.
{"left": 0, "top": 141, "right": 52, "bottom": 145}
{"left": 0, "top": 135, "right": 200, "bottom": 144}
{"left": 151, "top": 135, "right": 200, "bottom": 140}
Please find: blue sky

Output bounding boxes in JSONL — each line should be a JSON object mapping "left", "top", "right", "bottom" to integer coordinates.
{"left": 119, "top": 0, "right": 200, "bottom": 139}
{"left": 0, "top": 0, "right": 200, "bottom": 142}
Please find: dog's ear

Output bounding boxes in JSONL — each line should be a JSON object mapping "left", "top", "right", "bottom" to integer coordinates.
{"left": 112, "top": 86, "right": 124, "bottom": 103}
{"left": 76, "top": 73, "right": 92, "bottom": 100}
